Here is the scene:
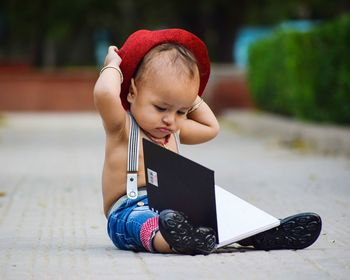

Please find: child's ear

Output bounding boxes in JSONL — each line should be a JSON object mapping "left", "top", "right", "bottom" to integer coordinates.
{"left": 127, "top": 78, "right": 137, "bottom": 103}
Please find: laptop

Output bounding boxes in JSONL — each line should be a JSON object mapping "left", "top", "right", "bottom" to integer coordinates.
{"left": 143, "top": 139, "right": 280, "bottom": 248}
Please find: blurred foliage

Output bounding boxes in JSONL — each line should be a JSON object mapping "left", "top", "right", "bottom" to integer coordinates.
{"left": 0, "top": 0, "right": 349, "bottom": 66}
{"left": 248, "top": 13, "right": 350, "bottom": 124}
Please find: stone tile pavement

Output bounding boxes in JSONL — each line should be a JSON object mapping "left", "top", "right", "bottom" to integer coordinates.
{"left": 0, "top": 112, "right": 349, "bottom": 279}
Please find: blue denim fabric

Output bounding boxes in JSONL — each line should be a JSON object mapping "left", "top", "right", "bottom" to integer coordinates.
{"left": 107, "top": 195, "right": 158, "bottom": 251}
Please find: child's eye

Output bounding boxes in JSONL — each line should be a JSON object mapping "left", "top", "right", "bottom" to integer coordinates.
{"left": 154, "top": 105, "right": 166, "bottom": 112}
{"left": 177, "top": 111, "right": 186, "bottom": 115}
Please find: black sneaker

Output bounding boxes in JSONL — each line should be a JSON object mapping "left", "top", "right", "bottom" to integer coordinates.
{"left": 238, "top": 212, "right": 322, "bottom": 250}
{"left": 159, "top": 209, "right": 216, "bottom": 255}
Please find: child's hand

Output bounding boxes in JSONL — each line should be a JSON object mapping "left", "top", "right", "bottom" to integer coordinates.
{"left": 104, "top": 46, "right": 122, "bottom": 67}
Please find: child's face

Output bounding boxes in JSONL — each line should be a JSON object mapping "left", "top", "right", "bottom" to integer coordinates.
{"left": 128, "top": 57, "right": 199, "bottom": 139}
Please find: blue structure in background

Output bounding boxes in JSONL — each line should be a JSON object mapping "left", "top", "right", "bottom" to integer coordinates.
{"left": 234, "top": 27, "right": 273, "bottom": 68}
{"left": 233, "top": 20, "right": 319, "bottom": 68}
{"left": 279, "top": 19, "right": 319, "bottom": 32}
{"left": 94, "top": 29, "right": 110, "bottom": 67}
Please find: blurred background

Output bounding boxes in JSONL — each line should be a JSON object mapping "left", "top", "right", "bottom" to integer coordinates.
{"left": 0, "top": 0, "right": 349, "bottom": 124}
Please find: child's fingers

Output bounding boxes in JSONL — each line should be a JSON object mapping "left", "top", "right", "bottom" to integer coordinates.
{"left": 104, "top": 46, "right": 122, "bottom": 66}
{"left": 108, "top": 45, "right": 118, "bottom": 54}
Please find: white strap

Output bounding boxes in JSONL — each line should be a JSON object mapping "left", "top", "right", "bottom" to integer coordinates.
{"left": 127, "top": 113, "right": 140, "bottom": 199}
{"left": 174, "top": 131, "right": 180, "bottom": 153}
{"left": 126, "top": 114, "right": 180, "bottom": 199}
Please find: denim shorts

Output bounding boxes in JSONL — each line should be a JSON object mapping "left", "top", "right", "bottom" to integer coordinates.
{"left": 107, "top": 194, "right": 158, "bottom": 251}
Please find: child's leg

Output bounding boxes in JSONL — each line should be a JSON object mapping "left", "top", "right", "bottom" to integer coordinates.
{"left": 153, "top": 231, "right": 173, "bottom": 253}
{"left": 108, "top": 196, "right": 161, "bottom": 252}
{"left": 238, "top": 212, "right": 322, "bottom": 250}
{"left": 108, "top": 197, "right": 216, "bottom": 254}
{"left": 138, "top": 215, "right": 171, "bottom": 253}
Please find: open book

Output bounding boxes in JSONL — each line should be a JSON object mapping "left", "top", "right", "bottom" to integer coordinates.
{"left": 143, "top": 139, "right": 280, "bottom": 248}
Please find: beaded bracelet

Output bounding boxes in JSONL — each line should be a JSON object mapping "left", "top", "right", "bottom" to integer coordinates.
{"left": 100, "top": 65, "right": 123, "bottom": 83}
{"left": 187, "top": 97, "right": 204, "bottom": 114}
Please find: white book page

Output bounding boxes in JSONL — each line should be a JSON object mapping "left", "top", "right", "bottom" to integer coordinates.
{"left": 215, "top": 185, "right": 280, "bottom": 248}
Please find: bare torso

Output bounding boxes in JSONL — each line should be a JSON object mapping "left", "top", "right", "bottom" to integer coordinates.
{"left": 102, "top": 116, "right": 179, "bottom": 216}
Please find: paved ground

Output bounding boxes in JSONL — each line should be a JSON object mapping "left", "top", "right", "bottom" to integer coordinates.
{"left": 0, "top": 112, "right": 349, "bottom": 279}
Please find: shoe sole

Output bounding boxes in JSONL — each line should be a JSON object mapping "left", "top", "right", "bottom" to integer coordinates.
{"left": 252, "top": 212, "right": 322, "bottom": 250}
{"left": 159, "top": 210, "right": 216, "bottom": 255}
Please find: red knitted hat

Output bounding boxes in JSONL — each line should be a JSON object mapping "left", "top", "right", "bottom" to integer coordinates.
{"left": 118, "top": 29, "right": 211, "bottom": 110}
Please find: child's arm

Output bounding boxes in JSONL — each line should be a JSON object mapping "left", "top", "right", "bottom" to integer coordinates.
{"left": 94, "top": 46, "right": 126, "bottom": 134}
{"left": 179, "top": 96, "right": 220, "bottom": 144}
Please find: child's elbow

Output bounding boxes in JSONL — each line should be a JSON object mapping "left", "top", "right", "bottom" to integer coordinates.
{"left": 210, "top": 121, "right": 220, "bottom": 139}
{"left": 94, "top": 82, "right": 107, "bottom": 98}
{"left": 93, "top": 82, "right": 102, "bottom": 99}
{"left": 93, "top": 77, "right": 115, "bottom": 98}
{"left": 93, "top": 84, "right": 112, "bottom": 110}
{"left": 93, "top": 83, "right": 113, "bottom": 102}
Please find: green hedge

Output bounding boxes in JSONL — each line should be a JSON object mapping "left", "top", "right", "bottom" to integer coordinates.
{"left": 248, "top": 14, "right": 350, "bottom": 124}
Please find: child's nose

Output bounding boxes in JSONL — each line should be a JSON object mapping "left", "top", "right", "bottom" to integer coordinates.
{"left": 162, "top": 113, "right": 175, "bottom": 126}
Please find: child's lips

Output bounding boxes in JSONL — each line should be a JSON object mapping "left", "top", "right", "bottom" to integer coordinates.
{"left": 157, "top": 127, "right": 172, "bottom": 134}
